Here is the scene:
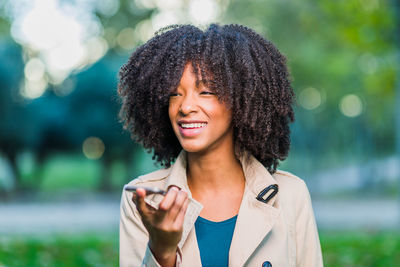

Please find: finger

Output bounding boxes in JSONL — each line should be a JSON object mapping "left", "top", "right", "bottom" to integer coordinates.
{"left": 165, "top": 190, "right": 188, "bottom": 222}
{"left": 173, "top": 197, "right": 189, "bottom": 229}
{"left": 131, "top": 192, "right": 137, "bottom": 205}
{"left": 158, "top": 187, "right": 179, "bottom": 211}
{"left": 136, "top": 187, "right": 146, "bottom": 198}
{"left": 135, "top": 188, "right": 149, "bottom": 216}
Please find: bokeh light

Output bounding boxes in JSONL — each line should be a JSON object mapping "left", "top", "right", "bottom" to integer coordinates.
{"left": 189, "top": 0, "right": 219, "bottom": 24}
{"left": 339, "top": 94, "right": 363, "bottom": 117}
{"left": 134, "top": 0, "right": 157, "bottom": 9}
{"left": 85, "top": 36, "right": 108, "bottom": 64}
{"left": 358, "top": 53, "right": 379, "bottom": 74}
{"left": 151, "top": 10, "right": 180, "bottom": 31}
{"left": 117, "top": 28, "right": 136, "bottom": 50}
{"left": 299, "top": 87, "right": 322, "bottom": 110}
{"left": 9, "top": 0, "right": 105, "bottom": 88}
{"left": 44, "top": 41, "right": 85, "bottom": 71}
{"left": 82, "top": 137, "right": 105, "bottom": 160}
{"left": 95, "top": 0, "right": 120, "bottom": 17}
{"left": 359, "top": 0, "right": 380, "bottom": 12}
{"left": 134, "top": 20, "right": 154, "bottom": 43}
{"left": 12, "top": 0, "right": 83, "bottom": 51}
{"left": 24, "top": 58, "right": 45, "bottom": 82}
{"left": 21, "top": 77, "right": 48, "bottom": 99}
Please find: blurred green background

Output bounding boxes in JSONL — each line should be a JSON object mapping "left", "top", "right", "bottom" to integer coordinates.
{"left": 0, "top": 0, "right": 399, "bottom": 266}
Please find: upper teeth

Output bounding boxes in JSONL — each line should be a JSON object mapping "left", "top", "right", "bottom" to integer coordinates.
{"left": 181, "top": 123, "right": 207, "bottom": 128}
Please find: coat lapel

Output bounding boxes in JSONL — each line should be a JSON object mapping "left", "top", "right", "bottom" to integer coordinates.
{"left": 143, "top": 151, "right": 203, "bottom": 266}
{"left": 162, "top": 151, "right": 204, "bottom": 249}
{"left": 229, "top": 154, "right": 281, "bottom": 267}
{"left": 179, "top": 197, "right": 202, "bottom": 248}
{"left": 161, "top": 151, "right": 203, "bottom": 265}
{"left": 180, "top": 217, "right": 203, "bottom": 267}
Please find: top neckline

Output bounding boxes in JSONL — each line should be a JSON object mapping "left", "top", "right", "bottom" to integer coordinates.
{"left": 196, "top": 215, "right": 238, "bottom": 225}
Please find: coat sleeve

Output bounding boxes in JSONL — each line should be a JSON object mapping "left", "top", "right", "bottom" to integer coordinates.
{"left": 294, "top": 180, "right": 323, "bottom": 267}
{"left": 119, "top": 188, "right": 182, "bottom": 267}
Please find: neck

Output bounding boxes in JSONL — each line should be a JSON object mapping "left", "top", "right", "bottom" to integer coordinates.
{"left": 186, "top": 145, "right": 244, "bottom": 193}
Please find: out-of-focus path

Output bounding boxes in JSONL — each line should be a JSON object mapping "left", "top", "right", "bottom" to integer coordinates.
{"left": 313, "top": 199, "right": 399, "bottom": 229}
{"left": 0, "top": 198, "right": 399, "bottom": 235}
{"left": 0, "top": 200, "right": 120, "bottom": 235}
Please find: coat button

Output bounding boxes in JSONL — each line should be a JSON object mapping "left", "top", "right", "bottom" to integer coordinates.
{"left": 262, "top": 261, "right": 272, "bottom": 267}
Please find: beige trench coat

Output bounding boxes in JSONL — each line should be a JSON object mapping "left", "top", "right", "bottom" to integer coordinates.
{"left": 120, "top": 151, "right": 323, "bottom": 267}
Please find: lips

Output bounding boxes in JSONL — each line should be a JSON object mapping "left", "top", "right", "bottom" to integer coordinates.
{"left": 177, "top": 120, "right": 207, "bottom": 137}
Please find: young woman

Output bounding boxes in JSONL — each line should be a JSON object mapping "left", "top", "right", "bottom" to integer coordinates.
{"left": 118, "top": 24, "right": 323, "bottom": 267}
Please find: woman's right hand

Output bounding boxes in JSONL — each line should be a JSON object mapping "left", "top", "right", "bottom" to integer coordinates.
{"left": 133, "top": 186, "right": 189, "bottom": 267}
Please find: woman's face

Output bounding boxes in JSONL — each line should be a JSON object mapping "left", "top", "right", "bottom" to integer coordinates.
{"left": 168, "top": 63, "right": 234, "bottom": 154}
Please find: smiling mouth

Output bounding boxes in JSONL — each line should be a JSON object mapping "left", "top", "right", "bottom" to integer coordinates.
{"left": 179, "top": 123, "right": 207, "bottom": 129}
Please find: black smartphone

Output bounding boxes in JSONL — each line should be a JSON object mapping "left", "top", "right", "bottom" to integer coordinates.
{"left": 124, "top": 185, "right": 166, "bottom": 195}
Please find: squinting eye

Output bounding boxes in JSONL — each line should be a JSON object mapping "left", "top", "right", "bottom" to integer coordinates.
{"left": 200, "top": 91, "right": 215, "bottom": 95}
{"left": 169, "top": 93, "right": 180, "bottom": 97}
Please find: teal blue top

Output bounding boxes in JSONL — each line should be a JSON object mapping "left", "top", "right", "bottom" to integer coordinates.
{"left": 194, "top": 215, "right": 238, "bottom": 267}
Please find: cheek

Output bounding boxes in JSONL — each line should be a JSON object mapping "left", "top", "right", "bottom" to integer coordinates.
{"left": 168, "top": 102, "right": 176, "bottom": 122}
{"left": 168, "top": 102, "right": 181, "bottom": 135}
{"left": 209, "top": 105, "right": 232, "bottom": 125}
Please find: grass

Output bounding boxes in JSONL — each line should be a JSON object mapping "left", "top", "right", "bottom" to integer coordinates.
{"left": 0, "top": 233, "right": 118, "bottom": 267}
{"left": 0, "top": 231, "right": 399, "bottom": 267}
{"left": 40, "top": 155, "right": 100, "bottom": 191}
{"left": 16, "top": 150, "right": 159, "bottom": 193}
{"left": 18, "top": 153, "right": 101, "bottom": 192}
{"left": 321, "top": 231, "right": 400, "bottom": 267}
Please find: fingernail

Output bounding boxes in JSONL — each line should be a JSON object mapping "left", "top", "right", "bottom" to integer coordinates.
{"left": 169, "top": 186, "right": 179, "bottom": 192}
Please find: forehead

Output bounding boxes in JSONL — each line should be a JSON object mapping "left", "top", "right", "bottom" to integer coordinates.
{"left": 182, "top": 61, "right": 216, "bottom": 85}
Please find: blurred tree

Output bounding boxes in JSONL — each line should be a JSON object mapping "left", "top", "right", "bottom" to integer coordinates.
{"left": 0, "top": 15, "right": 9, "bottom": 36}
{"left": 0, "top": 0, "right": 153, "bottom": 193}
{"left": 25, "top": 51, "right": 139, "bottom": 192}
{"left": 62, "top": 51, "right": 139, "bottom": 191}
{"left": 0, "top": 47, "right": 140, "bottom": 193}
{"left": 224, "top": 0, "right": 397, "bottom": 168}
{"left": 0, "top": 41, "right": 26, "bottom": 192}
{"left": 95, "top": 0, "right": 154, "bottom": 41}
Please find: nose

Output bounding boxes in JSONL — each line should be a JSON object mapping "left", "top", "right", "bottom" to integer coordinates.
{"left": 179, "top": 94, "right": 197, "bottom": 115}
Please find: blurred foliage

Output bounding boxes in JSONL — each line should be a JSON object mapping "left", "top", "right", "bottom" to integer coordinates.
{"left": 0, "top": 231, "right": 399, "bottom": 267}
{"left": 0, "top": 0, "right": 149, "bottom": 193}
{"left": 224, "top": 0, "right": 397, "bottom": 166}
{"left": 321, "top": 231, "right": 400, "bottom": 266}
{"left": 18, "top": 151, "right": 157, "bottom": 194}
{"left": 0, "top": 233, "right": 118, "bottom": 267}
{"left": 95, "top": 0, "right": 154, "bottom": 39}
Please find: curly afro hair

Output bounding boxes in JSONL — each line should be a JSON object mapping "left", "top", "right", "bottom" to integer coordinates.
{"left": 118, "top": 24, "right": 295, "bottom": 173}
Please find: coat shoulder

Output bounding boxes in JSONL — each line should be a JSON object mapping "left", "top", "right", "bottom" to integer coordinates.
{"left": 127, "top": 167, "right": 172, "bottom": 186}
{"left": 273, "top": 170, "right": 312, "bottom": 223}
{"left": 273, "top": 170, "right": 306, "bottom": 189}
{"left": 273, "top": 169, "right": 310, "bottom": 203}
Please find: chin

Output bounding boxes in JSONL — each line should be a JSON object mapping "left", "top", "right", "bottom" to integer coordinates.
{"left": 179, "top": 141, "right": 208, "bottom": 153}
{"left": 181, "top": 145, "right": 205, "bottom": 153}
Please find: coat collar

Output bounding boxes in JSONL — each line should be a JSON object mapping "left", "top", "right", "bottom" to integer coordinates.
{"left": 229, "top": 153, "right": 281, "bottom": 266}
{"left": 165, "top": 150, "right": 192, "bottom": 196}
{"left": 151, "top": 150, "right": 280, "bottom": 265}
